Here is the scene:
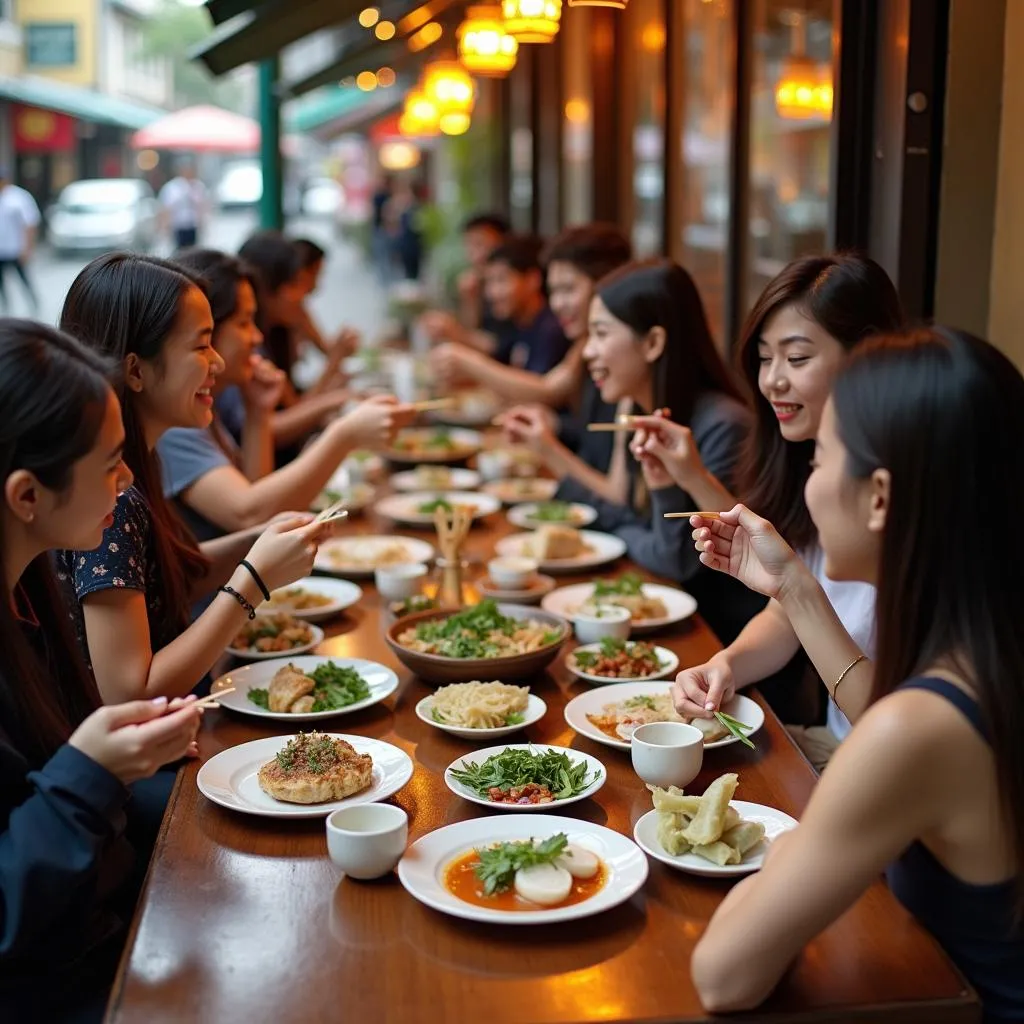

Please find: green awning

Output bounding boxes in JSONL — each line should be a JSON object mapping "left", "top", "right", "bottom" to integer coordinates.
{"left": 0, "top": 75, "right": 163, "bottom": 130}
{"left": 285, "top": 85, "right": 400, "bottom": 134}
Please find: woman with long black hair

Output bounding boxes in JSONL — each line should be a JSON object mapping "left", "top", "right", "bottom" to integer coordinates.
{"left": 689, "top": 327, "right": 1024, "bottom": 1021}
{"left": 56, "top": 253, "right": 337, "bottom": 704}
{"left": 0, "top": 320, "right": 201, "bottom": 1021}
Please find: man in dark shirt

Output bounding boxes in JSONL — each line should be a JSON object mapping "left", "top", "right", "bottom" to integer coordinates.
{"left": 484, "top": 234, "right": 570, "bottom": 374}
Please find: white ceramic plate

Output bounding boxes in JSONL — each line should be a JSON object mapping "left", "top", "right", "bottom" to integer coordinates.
{"left": 541, "top": 581, "right": 698, "bottom": 635}
{"left": 196, "top": 733, "right": 414, "bottom": 819}
{"left": 390, "top": 467, "right": 482, "bottom": 492}
{"left": 633, "top": 800, "right": 798, "bottom": 877}
{"left": 443, "top": 744, "right": 606, "bottom": 811}
{"left": 397, "top": 813, "right": 648, "bottom": 924}
{"left": 314, "top": 535, "right": 436, "bottom": 578}
{"left": 564, "top": 685, "right": 765, "bottom": 752}
{"left": 507, "top": 502, "right": 598, "bottom": 530}
{"left": 566, "top": 643, "right": 680, "bottom": 685}
{"left": 225, "top": 621, "right": 324, "bottom": 661}
{"left": 375, "top": 490, "right": 501, "bottom": 526}
{"left": 415, "top": 692, "right": 548, "bottom": 740}
{"left": 257, "top": 577, "right": 363, "bottom": 623}
{"left": 385, "top": 428, "right": 483, "bottom": 464}
{"left": 211, "top": 656, "right": 399, "bottom": 722}
{"left": 494, "top": 530, "right": 628, "bottom": 573}
{"left": 475, "top": 574, "right": 557, "bottom": 605}
{"left": 482, "top": 478, "right": 559, "bottom": 505}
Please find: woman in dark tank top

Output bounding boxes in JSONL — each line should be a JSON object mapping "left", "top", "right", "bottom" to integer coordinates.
{"left": 680, "top": 326, "right": 1024, "bottom": 1021}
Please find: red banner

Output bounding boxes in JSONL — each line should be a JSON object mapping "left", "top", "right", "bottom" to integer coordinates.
{"left": 13, "top": 104, "right": 75, "bottom": 153}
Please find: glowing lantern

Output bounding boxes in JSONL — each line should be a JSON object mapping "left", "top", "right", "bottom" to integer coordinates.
{"left": 400, "top": 89, "right": 440, "bottom": 136}
{"left": 501, "top": 0, "right": 561, "bottom": 43}
{"left": 439, "top": 111, "right": 471, "bottom": 135}
{"left": 422, "top": 60, "right": 476, "bottom": 119}
{"left": 774, "top": 56, "right": 833, "bottom": 120}
{"left": 458, "top": 6, "right": 518, "bottom": 76}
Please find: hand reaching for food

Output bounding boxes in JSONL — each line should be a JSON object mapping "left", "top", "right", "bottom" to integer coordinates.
{"left": 630, "top": 413, "right": 707, "bottom": 491}
{"left": 334, "top": 393, "right": 415, "bottom": 450}
{"left": 496, "top": 404, "right": 557, "bottom": 455}
{"left": 243, "top": 515, "right": 343, "bottom": 593}
{"left": 673, "top": 655, "right": 737, "bottom": 716}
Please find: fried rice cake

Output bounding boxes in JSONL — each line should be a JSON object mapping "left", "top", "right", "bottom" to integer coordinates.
{"left": 257, "top": 732, "right": 373, "bottom": 804}
{"left": 268, "top": 664, "right": 315, "bottom": 713}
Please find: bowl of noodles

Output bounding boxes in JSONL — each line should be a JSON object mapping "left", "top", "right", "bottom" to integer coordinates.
{"left": 415, "top": 680, "right": 548, "bottom": 738}
{"left": 385, "top": 600, "right": 568, "bottom": 683}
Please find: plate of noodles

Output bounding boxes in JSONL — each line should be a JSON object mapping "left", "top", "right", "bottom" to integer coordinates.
{"left": 384, "top": 427, "right": 483, "bottom": 465}
{"left": 416, "top": 681, "right": 548, "bottom": 739}
{"left": 314, "top": 535, "right": 435, "bottom": 578}
{"left": 541, "top": 575, "right": 698, "bottom": 634}
{"left": 385, "top": 600, "right": 568, "bottom": 683}
{"left": 257, "top": 577, "right": 362, "bottom": 623}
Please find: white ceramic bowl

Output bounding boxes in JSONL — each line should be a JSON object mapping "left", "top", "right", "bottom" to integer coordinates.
{"left": 571, "top": 604, "right": 632, "bottom": 644}
{"left": 374, "top": 562, "right": 428, "bottom": 601}
{"left": 476, "top": 449, "right": 513, "bottom": 481}
{"left": 630, "top": 722, "right": 704, "bottom": 789}
{"left": 326, "top": 804, "right": 408, "bottom": 879}
{"left": 486, "top": 556, "right": 539, "bottom": 591}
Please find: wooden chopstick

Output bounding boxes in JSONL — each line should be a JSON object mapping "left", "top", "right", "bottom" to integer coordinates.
{"left": 192, "top": 687, "right": 235, "bottom": 711}
{"left": 411, "top": 397, "right": 457, "bottom": 412}
{"left": 587, "top": 422, "right": 638, "bottom": 432}
{"left": 314, "top": 498, "right": 350, "bottom": 524}
{"left": 663, "top": 511, "right": 723, "bottom": 520}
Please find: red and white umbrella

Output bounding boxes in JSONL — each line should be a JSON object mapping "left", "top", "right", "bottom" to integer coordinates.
{"left": 131, "top": 105, "right": 262, "bottom": 153}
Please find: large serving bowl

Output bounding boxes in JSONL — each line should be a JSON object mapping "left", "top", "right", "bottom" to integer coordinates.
{"left": 384, "top": 602, "right": 569, "bottom": 684}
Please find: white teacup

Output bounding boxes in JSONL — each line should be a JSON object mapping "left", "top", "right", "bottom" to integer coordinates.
{"left": 631, "top": 722, "right": 704, "bottom": 789}
{"left": 487, "top": 556, "right": 538, "bottom": 590}
{"left": 326, "top": 804, "right": 408, "bottom": 880}
{"left": 375, "top": 562, "right": 428, "bottom": 601}
{"left": 477, "top": 449, "right": 513, "bottom": 482}
{"left": 571, "top": 604, "right": 632, "bottom": 644}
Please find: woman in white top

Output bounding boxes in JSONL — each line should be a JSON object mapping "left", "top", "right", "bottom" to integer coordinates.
{"left": 632, "top": 253, "right": 903, "bottom": 766}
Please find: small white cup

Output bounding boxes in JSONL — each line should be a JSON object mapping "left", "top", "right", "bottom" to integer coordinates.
{"left": 571, "top": 604, "right": 632, "bottom": 644}
{"left": 631, "top": 721, "right": 704, "bottom": 789}
{"left": 487, "top": 556, "right": 539, "bottom": 590}
{"left": 477, "top": 449, "right": 512, "bottom": 482}
{"left": 326, "top": 804, "right": 408, "bottom": 880}
{"left": 375, "top": 562, "right": 428, "bottom": 601}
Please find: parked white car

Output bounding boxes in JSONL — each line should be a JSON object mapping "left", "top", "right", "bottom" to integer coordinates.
{"left": 216, "top": 160, "right": 262, "bottom": 209}
{"left": 48, "top": 178, "right": 159, "bottom": 255}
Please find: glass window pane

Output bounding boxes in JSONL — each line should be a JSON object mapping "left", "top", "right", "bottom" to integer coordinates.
{"left": 747, "top": 0, "right": 834, "bottom": 307}
{"left": 622, "top": 0, "right": 667, "bottom": 256}
{"left": 675, "top": 0, "right": 734, "bottom": 344}
{"left": 561, "top": 7, "right": 594, "bottom": 224}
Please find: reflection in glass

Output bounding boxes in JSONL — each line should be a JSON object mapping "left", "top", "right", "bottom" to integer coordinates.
{"left": 675, "top": 0, "right": 733, "bottom": 343}
{"left": 747, "top": 0, "right": 834, "bottom": 307}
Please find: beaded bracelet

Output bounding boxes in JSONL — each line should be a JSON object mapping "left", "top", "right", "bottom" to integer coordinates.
{"left": 239, "top": 559, "right": 271, "bottom": 602}
{"left": 220, "top": 584, "right": 256, "bottom": 620}
{"left": 832, "top": 653, "right": 866, "bottom": 702}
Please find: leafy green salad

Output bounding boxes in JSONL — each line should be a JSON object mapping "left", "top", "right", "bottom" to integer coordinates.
{"left": 449, "top": 747, "right": 595, "bottom": 804}
{"left": 402, "top": 599, "right": 562, "bottom": 659}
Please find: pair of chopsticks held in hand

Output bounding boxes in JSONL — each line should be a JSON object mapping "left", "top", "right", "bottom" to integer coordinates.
{"left": 585, "top": 409, "right": 670, "bottom": 432}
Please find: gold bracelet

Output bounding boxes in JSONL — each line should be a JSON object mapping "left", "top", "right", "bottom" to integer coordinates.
{"left": 831, "top": 654, "right": 866, "bottom": 701}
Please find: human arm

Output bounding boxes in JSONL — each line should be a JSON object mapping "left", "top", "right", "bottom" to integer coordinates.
{"left": 686, "top": 505, "right": 873, "bottom": 723}
{"left": 237, "top": 357, "right": 285, "bottom": 480}
{"left": 431, "top": 340, "right": 584, "bottom": 407}
{"left": 496, "top": 405, "right": 631, "bottom": 503}
{"left": 79, "top": 517, "right": 334, "bottom": 703}
{"left": 269, "top": 389, "right": 352, "bottom": 448}
{"left": 691, "top": 694, "right": 951, "bottom": 1011}
{"left": 174, "top": 396, "right": 411, "bottom": 533}
{"left": 420, "top": 310, "right": 497, "bottom": 355}
{"left": 0, "top": 699, "right": 199, "bottom": 958}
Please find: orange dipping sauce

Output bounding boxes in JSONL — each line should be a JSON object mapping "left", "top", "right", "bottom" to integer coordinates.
{"left": 444, "top": 849, "right": 607, "bottom": 912}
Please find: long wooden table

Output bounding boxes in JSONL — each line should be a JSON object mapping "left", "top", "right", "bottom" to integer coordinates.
{"left": 106, "top": 507, "right": 979, "bottom": 1024}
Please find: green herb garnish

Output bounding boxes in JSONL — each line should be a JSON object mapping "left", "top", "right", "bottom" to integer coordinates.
{"left": 425, "top": 429, "right": 455, "bottom": 450}
{"left": 417, "top": 496, "right": 454, "bottom": 514}
{"left": 248, "top": 688, "right": 270, "bottom": 709}
{"left": 246, "top": 661, "right": 371, "bottom": 713}
{"left": 449, "top": 746, "right": 595, "bottom": 800}
{"left": 504, "top": 711, "right": 526, "bottom": 725}
{"left": 412, "top": 599, "right": 561, "bottom": 659}
{"left": 474, "top": 834, "right": 569, "bottom": 895}
{"left": 592, "top": 572, "right": 644, "bottom": 598}
{"left": 528, "top": 501, "right": 574, "bottom": 522}
{"left": 274, "top": 732, "right": 341, "bottom": 774}
{"left": 714, "top": 710, "right": 756, "bottom": 749}
{"left": 624, "top": 695, "right": 658, "bottom": 711}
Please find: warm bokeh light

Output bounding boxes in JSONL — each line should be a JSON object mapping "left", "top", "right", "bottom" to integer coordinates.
{"left": 501, "top": 0, "right": 561, "bottom": 42}
{"left": 567, "top": 0, "right": 626, "bottom": 7}
{"left": 356, "top": 70, "right": 378, "bottom": 91}
{"left": 641, "top": 21, "right": 666, "bottom": 50}
{"left": 375, "top": 19, "right": 396, "bottom": 40}
{"left": 400, "top": 89, "right": 441, "bottom": 135}
{"left": 376, "top": 66, "right": 397, "bottom": 87}
{"left": 379, "top": 140, "right": 422, "bottom": 170}
{"left": 458, "top": 5, "right": 518, "bottom": 76}
{"left": 439, "top": 111, "right": 471, "bottom": 135}
{"left": 775, "top": 57, "right": 833, "bottom": 120}
{"left": 564, "top": 98, "right": 590, "bottom": 124}
{"left": 408, "top": 21, "right": 443, "bottom": 51}
{"left": 136, "top": 149, "right": 159, "bottom": 171}
{"left": 358, "top": 6, "right": 380, "bottom": 27}
{"left": 422, "top": 60, "right": 476, "bottom": 116}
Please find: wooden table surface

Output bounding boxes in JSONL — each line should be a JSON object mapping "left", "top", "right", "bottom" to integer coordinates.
{"left": 106, "top": 503, "right": 979, "bottom": 1024}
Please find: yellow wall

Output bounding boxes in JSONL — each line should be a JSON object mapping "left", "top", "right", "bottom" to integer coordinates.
{"left": 989, "top": 0, "right": 1024, "bottom": 368}
{"left": 16, "top": 0, "right": 96, "bottom": 87}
